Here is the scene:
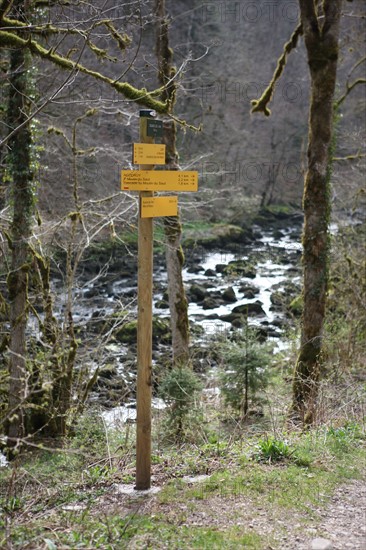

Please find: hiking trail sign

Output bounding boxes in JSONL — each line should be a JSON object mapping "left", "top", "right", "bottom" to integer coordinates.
{"left": 121, "top": 110, "right": 198, "bottom": 490}
{"left": 121, "top": 169, "right": 198, "bottom": 193}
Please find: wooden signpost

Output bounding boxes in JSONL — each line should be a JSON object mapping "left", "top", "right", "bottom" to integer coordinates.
{"left": 140, "top": 196, "right": 178, "bottom": 218}
{"left": 121, "top": 170, "right": 198, "bottom": 192}
{"left": 133, "top": 143, "right": 166, "bottom": 165}
{"left": 121, "top": 110, "right": 198, "bottom": 490}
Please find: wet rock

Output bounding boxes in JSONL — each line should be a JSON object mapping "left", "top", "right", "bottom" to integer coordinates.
{"left": 187, "top": 264, "right": 204, "bottom": 274}
{"left": 240, "top": 290, "right": 257, "bottom": 299}
{"left": 152, "top": 317, "right": 171, "bottom": 344}
{"left": 189, "top": 321, "right": 205, "bottom": 337}
{"left": 99, "top": 364, "right": 118, "bottom": 379}
{"left": 271, "top": 280, "right": 301, "bottom": 295}
{"left": 232, "top": 301, "right": 266, "bottom": 316}
{"left": 205, "top": 313, "right": 220, "bottom": 320}
{"left": 204, "top": 268, "right": 216, "bottom": 277}
{"left": 231, "top": 316, "right": 246, "bottom": 328}
{"left": 269, "top": 281, "right": 302, "bottom": 313}
{"left": 114, "top": 317, "right": 171, "bottom": 345}
{"left": 155, "top": 299, "right": 169, "bottom": 309}
{"left": 114, "top": 321, "right": 137, "bottom": 343}
{"left": 220, "top": 313, "right": 244, "bottom": 324}
{"left": 86, "top": 308, "right": 107, "bottom": 332}
{"left": 222, "top": 286, "right": 237, "bottom": 303}
{"left": 222, "top": 260, "right": 256, "bottom": 278}
{"left": 271, "top": 317, "right": 288, "bottom": 329}
{"left": 287, "top": 266, "right": 301, "bottom": 275}
{"left": 289, "top": 294, "right": 303, "bottom": 316}
{"left": 96, "top": 376, "right": 126, "bottom": 391}
{"left": 84, "top": 287, "right": 100, "bottom": 298}
{"left": 189, "top": 284, "right": 208, "bottom": 302}
{"left": 270, "top": 291, "right": 285, "bottom": 307}
{"left": 183, "top": 223, "right": 251, "bottom": 250}
{"left": 215, "top": 263, "right": 227, "bottom": 273}
{"left": 238, "top": 284, "right": 260, "bottom": 296}
{"left": 202, "top": 296, "right": 222, "bottom": 310}
{"left": 123, "top": 288, "right": 137, "bottom": 298}
{"left": 261, "top": 326, "right": 281, "bottom": 338}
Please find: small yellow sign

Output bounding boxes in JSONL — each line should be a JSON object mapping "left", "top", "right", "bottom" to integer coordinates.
{"left": 133, "top": 143, "right": 166, "bottom": 165}
{"left": 122, "top": 170, "right": 198, "bottom": 192}
{"left": 140, "top": 196, "right": 178, "bottom": 218}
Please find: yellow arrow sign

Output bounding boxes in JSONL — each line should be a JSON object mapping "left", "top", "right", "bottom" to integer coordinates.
{"left": 140, "top": 196, "right": 178, "bottom": 218}
{"left": 133, "top": 143, "right": 166, "bottom": 165}
{"left": 121, "top": 170, "right": 198, "bottom": 192}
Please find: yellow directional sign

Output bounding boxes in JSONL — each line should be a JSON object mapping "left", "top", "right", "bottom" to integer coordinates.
{"left": 133, "top": 143, "right": 166, "bottom": 165}
{"left": 140, "top": 196, "right": 178, "bottom": 218}
{"left": 121, "top": 170, "right": 198, "bottom": 192}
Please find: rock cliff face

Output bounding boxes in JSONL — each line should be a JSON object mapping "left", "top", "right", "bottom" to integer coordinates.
{"left": 31, "top": 0, "right": 365, "bottom": 221}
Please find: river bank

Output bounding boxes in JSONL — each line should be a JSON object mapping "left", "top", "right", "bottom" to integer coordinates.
{"left": 55, "top": 208, "right": 304, "bottom": 410}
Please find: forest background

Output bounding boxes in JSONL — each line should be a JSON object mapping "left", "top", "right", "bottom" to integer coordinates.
{"left": 0, "top": 1, "right": 365, "bottom": 548}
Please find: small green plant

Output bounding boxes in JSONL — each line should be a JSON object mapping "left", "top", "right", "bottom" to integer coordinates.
{"left": 158, "top": 365, "right": 203, "bottom": 440}
{"left": 2, "top": 495, "right": 23, "bottom": 513}
{"left": 252, "top": 436, "right": 294, "bottom": 463}
{"left": 326, "top": 422, "right": 364, "bottom": 453}
{"left": 82, "top": 465, "right": 113, "bottom": 485}
{"left": 71, "top": 410, "right": 107, "bottom": 456}
{"left": 219, "top": 325, "right": 272, "bottom": 418}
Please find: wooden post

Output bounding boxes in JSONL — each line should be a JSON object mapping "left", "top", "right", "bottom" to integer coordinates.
{"left": 135, "top": 110, "right": 155, "bottom": 490}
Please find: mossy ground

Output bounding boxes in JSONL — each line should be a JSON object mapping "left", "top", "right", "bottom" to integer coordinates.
{"left": 1, "top": 214, "right": 364, "bottom": 549}
{"left": 0, "top": 370, "right": 364, "bottom": 549}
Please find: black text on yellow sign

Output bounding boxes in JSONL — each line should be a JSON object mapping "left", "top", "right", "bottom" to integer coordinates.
{"left": 133, "top": 143, "right": 166, "bottom": 165}
{"left": 121, "top": 170, "right": 198, "bottom": 192}
{"left": 140, "top": 196, "right": 178, "bottom": 218}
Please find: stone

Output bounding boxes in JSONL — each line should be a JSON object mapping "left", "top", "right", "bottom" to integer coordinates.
{"left": 155, "top": 299, "right": 169, "bottom": 309}
{"left": 310, "top": 538, "right": 333, "bottom": 550}
{"left": 98, "top": 364, "right": 118, "bottom": 379}
{"left": 232, "top": 300, "right": 266, "bottom": 316}
{"left": 223, "top": 260, "right": 256, "bottom": 278}
{"left": 205, "top": 313, "right": 220, "bottom": 320}
{"left": 220, "top": 313, "right": 243, "bottom": 324}
{"left": 202, "top": 296, "right": 221, "bottom": 310}
{"left": 242, "top": 289, "right": 256, "bottom": 299}
{"left": 187, "top": 264, "right": 204, "bottom": 274}
{"left": 189, "top": 284, "right": 207, "bottom": 302}
{"left": 215, "top": 263, "right": 227, "bottom": 273}
{"left": 238, "top": 284, "right": 260, "bottom": 297}
{"left": 222, "top": 286, "right": 237, "bottom": 303}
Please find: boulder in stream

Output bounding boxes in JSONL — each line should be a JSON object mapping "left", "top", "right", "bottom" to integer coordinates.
{"left": 223, "top": 260, "right": 256, "bottom": 278}
{"left": 222, "top": 286, "right": 237, "bottom": 303}
{"left": 238, "top": 285, "right": 259, "bottom": 298}
{"left": 114, "top": 317, "right": 171, "bottom": 345}
{"left": 188, "top": 284, "right": 208, "bottom": 302}
{"left": 232, "top": 301, "right": 266, "bottom": 316}
{"left": 202, "top": 295, "right": 223, "bottom": 310}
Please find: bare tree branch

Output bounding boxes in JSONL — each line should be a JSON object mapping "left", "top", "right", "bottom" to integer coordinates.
{"left": 251, "top": 23, "right": 302, "bottom": 116}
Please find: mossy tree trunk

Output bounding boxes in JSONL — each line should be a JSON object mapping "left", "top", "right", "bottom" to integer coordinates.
{"left": 163, "top": 123, "right": 190, "bottom": 365}
{"left": 291, "top": 0, "right": 342, "bottom": 425}
{"left": 156, "top": 0, "right": 190, "bottom": 365}
{"left": 5, "top": 0, "right": 34, "bottom": 449}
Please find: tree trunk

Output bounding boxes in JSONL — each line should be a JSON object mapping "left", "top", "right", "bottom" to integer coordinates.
{"left": 5, "top": 1, "right": 34, "bottom": 448}
{"left": 163, "top": 122, "right": 190, "bottom": 365}
{"left": 156, "top": 0, "right": 190, "bottom": 365}
{"left": 291, "top": 1, "right": 342, "bottom": 425}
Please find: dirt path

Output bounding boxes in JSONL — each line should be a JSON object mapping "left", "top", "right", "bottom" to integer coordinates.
{"left": 282, "top": 479, "right": 366, "bottom": 550}
{"left": 140, "top": 478, "right": 366, "bottom": 549}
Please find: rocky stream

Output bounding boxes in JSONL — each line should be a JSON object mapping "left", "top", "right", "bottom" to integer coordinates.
{"left": 57, "top": 212, "right": 304, "bottom": 420}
